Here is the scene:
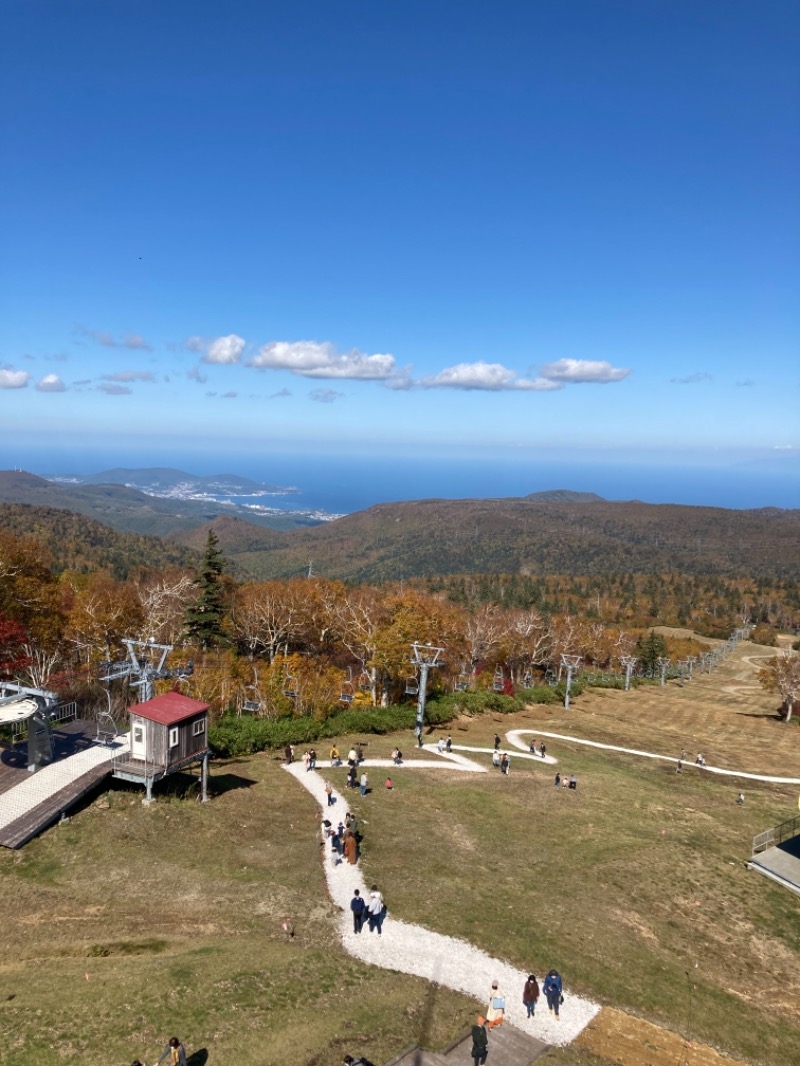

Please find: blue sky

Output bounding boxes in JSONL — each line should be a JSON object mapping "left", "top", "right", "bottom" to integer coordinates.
{"left": 1, "top": 1, "right": 798, "bottom": 507}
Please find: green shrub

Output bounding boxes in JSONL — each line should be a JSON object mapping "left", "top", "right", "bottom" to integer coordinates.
{"left": 209, "top": 684, "right": 577, "bottom": 757}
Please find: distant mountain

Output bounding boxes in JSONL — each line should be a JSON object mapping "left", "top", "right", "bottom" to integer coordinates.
{"left": 0, "top": 503, "right": 199, "bottom": 579}
{"left": 74, "top": 467, "right": 292, "bottom": 495}
{"left": 0, "top": 470, "right": 319, "bottom": 537}
{"left": 180, "top": 497, "right": 800, "bottom": 583}
{"left": 168, "top": 514, "right": 288, "bottom": 554}
{"left": 525, "top": 489, "right": 606, "bottom": 503}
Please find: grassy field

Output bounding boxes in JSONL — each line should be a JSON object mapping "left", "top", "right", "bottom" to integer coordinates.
{"left": 0, "top": 637, "right": 797, "bottom": 1066}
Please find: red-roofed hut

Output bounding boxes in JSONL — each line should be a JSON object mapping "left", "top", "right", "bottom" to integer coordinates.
{"left": 113, "top": 692, "right": 210, "bottom": 803}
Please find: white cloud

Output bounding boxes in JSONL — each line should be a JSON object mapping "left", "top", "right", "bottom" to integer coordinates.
{"left": 271, "top": 388, "right": 292, "bottom": 398}
{"left": 250, "top": 340, "right": 396, "bottom": 380}
{"left": 0, "top": 368, "right": 30, "bottom": 389}
{"left": 187, "top": 365, "right": 208, "bottom": 384}
{"left": 97, "top": 382, "right": 132, "bottom": 395}
{"left": 102, "top": 370, "right": 156, "bottom": 383}
{"left": 420, "top": 361, "right": 561, "bottom": 392}
{"left": 221, "top": 390, "right": 237, "bottom": 399}
{"left": 204, "top": 334, "right": 246, "bottom": 365}
{"left": 36, "top": 374, "right": 66, "bottom": 392}
{"left": 310, "top": 387, "right": 344, "bottom": 403}
{"left": 669, "top": 372, "right": 712, "bottom": 385}
{"left": 78, "top": 325, "right": 153, "bottom": 351}
{"left": 540, "top": 358, "right": 631, "bottom": 384}
{"left": 185, "top": 335, "right": 206, "bottom": 353}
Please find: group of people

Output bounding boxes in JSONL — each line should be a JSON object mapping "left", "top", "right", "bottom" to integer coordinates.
{"left": 322, "top": 812, "right": 362, "bottom": 866}
{"left": 470, "top": 970, "right": 564, "bottom": 1064}
{"left": 350, "top": 884, "right": 386, "bottom": 934}
{"left": 436, "top": 736, "right": 453, "bottom": 753}
{"left": 528, "top": 738, "right": 547, "bottom": 759}
{"left": 554, "top": 772, "right": 577, "bottom": 790}
{"left": 491, "top": 749, "right": 511, "bottom": 774}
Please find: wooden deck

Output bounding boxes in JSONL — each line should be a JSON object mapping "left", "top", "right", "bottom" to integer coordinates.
{"left": 0, "top": 721, "right": 129, "bottom": 849}
{"left": 0, "top": 760, "right": 115, "bottom": 849}
{"left": 0, "top": 719, "right": 98, "bottom": 796}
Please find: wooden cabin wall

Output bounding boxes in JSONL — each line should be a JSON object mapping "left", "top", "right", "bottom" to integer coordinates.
{"left": 168, "top": 714, "right": 208, "bottom": 765}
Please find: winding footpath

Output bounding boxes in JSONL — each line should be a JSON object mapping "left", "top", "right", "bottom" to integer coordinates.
{"left": 282, "top": 726, "right": 797, "bottom": 1055}
{"left": 503, "top": 730, "right": 800, "bottom": 785}
{"left": 284, "top": 753, "right": 600, "bottom": 1048}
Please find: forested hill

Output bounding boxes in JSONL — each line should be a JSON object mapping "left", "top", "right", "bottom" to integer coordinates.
{"left": 173, "top": 498, "right": 800, "bottom": 583}
{"left": 0, "top": 504, "right": 199, "bottom": 579}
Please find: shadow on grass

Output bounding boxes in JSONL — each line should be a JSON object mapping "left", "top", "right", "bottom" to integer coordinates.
{"left": 187, "top": 1049, "right": 209, "bottom": 1066}
{"left": 205, "top": 772, "right": 258, "bottom": 796}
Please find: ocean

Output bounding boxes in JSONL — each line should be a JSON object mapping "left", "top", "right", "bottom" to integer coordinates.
{"left": 22, "top": 446, "right": 800, "bottom": 513}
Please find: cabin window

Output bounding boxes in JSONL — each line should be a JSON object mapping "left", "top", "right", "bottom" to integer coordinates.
{"left": 169, "top": 727, "right": 179, "bottom": 748}
{"left": 192, "top": 719, "right": 206, "bottom": 736}
{"left": 133, "top": 726, "right": 143, "bottom": 743}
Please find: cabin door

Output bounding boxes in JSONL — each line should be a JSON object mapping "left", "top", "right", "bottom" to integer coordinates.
{"left": 131, "top": 717, "right": 147, "bottom": 760}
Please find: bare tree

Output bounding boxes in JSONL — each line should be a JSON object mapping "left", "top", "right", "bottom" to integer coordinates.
{"left": 758, "top": 651, "right": 800, "bottom": 722}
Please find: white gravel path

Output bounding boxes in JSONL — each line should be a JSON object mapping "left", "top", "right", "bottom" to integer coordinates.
{"left": 505, "top": 729, "right": 800, "bottom": 784}
{"left": 283, "top": 760, "right": 600, "bottom": 1047}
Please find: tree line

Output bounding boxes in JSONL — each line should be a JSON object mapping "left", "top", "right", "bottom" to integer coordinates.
{"left": 1, "top": 528, "right": 797, "bottom": 724}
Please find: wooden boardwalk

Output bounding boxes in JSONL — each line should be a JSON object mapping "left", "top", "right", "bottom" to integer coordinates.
{"left": 0, "top": 723, "right": 129, "bottom": 849}
{"left": 388, "top": 1024, "right": 548, "bottom": 1066}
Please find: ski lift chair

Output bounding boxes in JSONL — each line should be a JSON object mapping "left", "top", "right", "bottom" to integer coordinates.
{"left": 405, "top": 675, "right": 420, "bottom": 696}
{"left": 94, "top": 709, "right": 118, "bottom": 746}
{"left": 283, "top": 674, "right": 299, "bottom": 699}
{"left": 357, "top": 670, "right": 371, "bottom": 693}
{"left": 492, "top": 667, "right": 505, "bottom": 692}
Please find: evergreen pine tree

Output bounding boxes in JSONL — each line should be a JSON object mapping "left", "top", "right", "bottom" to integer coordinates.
{"left": 184, "top": 530, "right": 226, "bottom": 650}
{"left": 635, "top": 629, "right": 668, "bottom": 672}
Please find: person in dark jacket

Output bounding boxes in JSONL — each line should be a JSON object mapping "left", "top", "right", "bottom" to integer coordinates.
{"left": 350, "top": 888, "right": 366, "bottom": 933}
{"left": 543, "top": 969, "right": 563, "bottom": 1018}
{"left": 522, "top": 973, "right": 540, "bottom": 1018}
{"left": 470, "top": 1015, "right": 489, "bottom": 1065}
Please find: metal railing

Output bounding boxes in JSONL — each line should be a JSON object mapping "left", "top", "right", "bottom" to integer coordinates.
{"left": 753, "top": 814, "right": 800, "bottom": 855}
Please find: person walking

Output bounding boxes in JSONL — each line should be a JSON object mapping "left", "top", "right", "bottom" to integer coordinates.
{"left": 367, "top": 885, "right": 385, "bottom": 934}
{"left": 492, "top": 749, "right": 500, "bottom": 769}
{"left": 330, "top": 745, "right": 340, "bottom": 766}
{"left": 360, "top": 771, "right": 369, "bottom": 797}
{"left": 554, "top": 772, "right": 561, "bottom": 788}
{"left": 325, "top": 782, "right": 334, "bottom": 806}
{"left": 540, "top": 742, "right": 546, "bottom": 759}
{"left": 543, "top": 969, "right": 563, "bottom": 1019}
{"left": 309, "top": 748, "right": 317, "bottom": 769}
{"left": 523, "top": 974, "right": 540, "bottom": 1018}
{"left": 445, "top": 735, "right": 452, "bottom": 752}
{"left": 343, "top": 829, "right": 358, "bottom": 865}
{"left": 470, "top": 1015, "right": 489, "bottom": 1066}
{"left": 154, "top": 1036, "right": 187, "bottom": 1066}
{"left": 350, "top": 889, "right": 366, "bottom": 933}
{"left": 284, "top": 743, "right": 293, "bottom": 764}
{"left": 486, "top": 980, "right": 505, "bottom": 1028}
{"left": 494, "top": 734, "right": 501, "bottom": 750}
{"left": 500, "top": 753, "right": 510, "bottom": 776}
{"left": 529, "top": 738, "right": 537, "bottom": 755}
